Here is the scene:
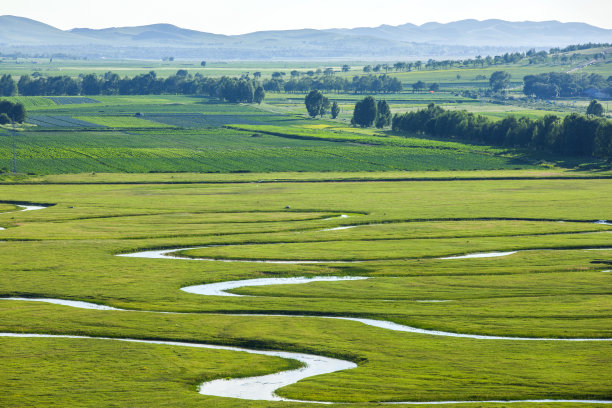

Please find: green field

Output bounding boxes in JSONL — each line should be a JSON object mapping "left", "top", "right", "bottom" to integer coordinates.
{"left": 0, "top": 55, "right": 611, "bottom": 407}
{"left": 0, "top": 173, "right": 611, "bottom": 406}
{"left": 1, "top": 92, "right": 608, "bottom": 175}
{"left": 0, "top": 56, "right": 610, "bottom": 176}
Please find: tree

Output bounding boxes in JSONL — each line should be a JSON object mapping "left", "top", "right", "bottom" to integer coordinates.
{"left": 587, "top": 100, "right": 605, "bottom": 117}
{"left": 9, "top": 102, "right": 26, "bottom": 123}
{"left": 319, "top": 97, "right": 330, "bottom": 117}
{"left": 490, "top": 71, "right": 511, "bottom": 93}
{"left": 0, "top": 113, "right": 9, "bottom": 125}
{"left": 331, "top": 101, "right": 340, "bottom": 119}
{"left": 81, "top": 74, "right": 101, "bottom": 95}
{"left": 342, "top": 65, "right": 350, "bottom": 73}
{"left": 363, "top": 65, "right": 372, "bottom": 73}
{"left": 412, "top": 81, "right": 426, "bottom": 93}
{"left": 429, "top": 83, "right": 440, "bottom": 92}
{"left": 200, "top": 61, "right": 207, "bottom": 67}
{"left": 0, "top": 74, "right": 17, "bottom": 96}
{"left": 0, "top": 100, "right": 26, "bottom": 123}
{"left": 351, "top": 96, "right": 377, "bottom": 128}
{"left": 375, "top": 99, "right": 391, "bottom": 128}
{"left": 304, "top": 90, "right": 329, "bottom": 118}
{"left": 254, "top": 86, "right": 265, "bottom": 104}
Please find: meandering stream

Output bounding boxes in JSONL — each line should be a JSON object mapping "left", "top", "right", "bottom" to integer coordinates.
{"left": 2, "top": 203, "right": 612, "bottom": 404}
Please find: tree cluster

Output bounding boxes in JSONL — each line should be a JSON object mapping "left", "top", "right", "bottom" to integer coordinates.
{"left": 0, "top": 74, "right": 17, "bottom": 96}
{"left": 392, "top": 103, "right": 612, "bottom": 159}
{"left": 9, "top": 71, "right": 265, "bottom": 104}
{"left": 351, "top": 96, "right": 392, "bottom": 128}
{"left": 523, "top": 72, "right": 611, "bottom": 99}
{"left": 304, "top": 90, "right": 330, "bottom": 118}
{"left": 263, "top": 74, "right": 402, "bottom": 94}
{"left": 550, "top": 43, "right": 611, "bottom": 53}
{"left": 0, "top": 100, "right": 26, "bottom": 124}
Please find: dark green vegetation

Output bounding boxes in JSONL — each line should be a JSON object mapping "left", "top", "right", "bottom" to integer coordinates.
{"left": 0, "top": 99, "right": 26, "bottom": 123}
{"left": 14, "top": 71, "right": 267, "bottom": 104}
{"left": 523, "top": 72, "right": 611, "bottom": 99}
{"left": 393, "top": 104, "right": 612, "bottom": 159}
{"left": 0, "top": 175, "right": 610, "bottom": 406}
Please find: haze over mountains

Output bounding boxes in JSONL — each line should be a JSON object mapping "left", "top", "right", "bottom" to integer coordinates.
{"left": 1, "top": 15, "right": 611, "bottom": 60}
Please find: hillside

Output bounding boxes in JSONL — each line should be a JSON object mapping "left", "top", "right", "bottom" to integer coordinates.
{"left": 1, "top": 16, "right": 612, "bottom": 59}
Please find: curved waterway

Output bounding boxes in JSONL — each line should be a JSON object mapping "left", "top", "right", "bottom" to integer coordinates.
{"left": 0, "top": 332, "right": 354, "bottom": 403}
{"left": 119, "top": 245, "right": 612, "bottom": 264}
{"left": 1, "top": 332, "right": 610, "bottom": 404}
{"left": 182, "top": 276, "right": 369, "bottom": 297}
{"left": 3, "top": 297, "right": 610, "bottom": 342}
{"left": 4, "top": 206, "right": 612, "bottom": 403}
{"left": 118, "top": 247, "right": 361, "bottom": 264}
{"left": 1, "top": 202, "right": 48, "bottom": 230}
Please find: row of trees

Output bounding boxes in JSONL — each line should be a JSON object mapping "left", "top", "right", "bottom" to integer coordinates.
{"left": 392, "top": 103, "right": 611, "bottom": 159}
{"left": 1, "top": 71, "right": 266, "bottom": 103}
{"left": 523, "top": 72, "right": 611, "bottom": 99}
{"left": 264, "top": 74, "right": 402, "bottom": 94}
{"left": 0, "top": 100, "right": 26, "bottom": 124}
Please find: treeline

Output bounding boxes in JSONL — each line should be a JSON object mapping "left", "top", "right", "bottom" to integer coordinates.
{"left": 523, "top": 73, "right": 611, "bottom": 99}
{"left": 263, "top": 74, "right": 402, "bottom": 94}
{"left": 0, "top": 100, "right": 26, "bottom": 124}
{"left": 0, "top": 71, "right": 265, "bottom": 103}
{"left": 392, "top": 103, "right": 612, "bottom": 159}
{"left": 550, "top": 43, "right": 611, "bottom": 53}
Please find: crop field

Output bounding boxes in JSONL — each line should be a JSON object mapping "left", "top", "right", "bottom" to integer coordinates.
{"left": 0, "top": 174, "right": 610, "bottom": 407}
{"left": 26, "top": 115, "right": 106, "bottom": 128}
{"left": 2, "top": 94, "right": 577, "bottom": 175}
{"left": 46, "top": 96, "right": 101, "bottom": 105}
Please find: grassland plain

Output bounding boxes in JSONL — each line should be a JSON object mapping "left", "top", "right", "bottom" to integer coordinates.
{"left": 0, "top": 174, "right": 610, "bottom": 407}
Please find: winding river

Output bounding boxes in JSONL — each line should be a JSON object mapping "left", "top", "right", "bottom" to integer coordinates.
{"left": 2, "top": 204, "right": 612, "bottom": 404}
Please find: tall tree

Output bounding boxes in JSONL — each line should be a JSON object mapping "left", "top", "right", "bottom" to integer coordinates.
{"left": 331, "top": 101, "right": 340, "bottom": 119}
{"left": 351, "top": 96, "right": 377, "bottom": 128}
{"left": 81, "top": 74, "right": 101, "bottom": 95}
{"left": 375, "top": 100, "right": 391, "bottom": 129}
{"left": 587, "top": 100, "right": 605, "bottom": 117}
{"left": 304, "top": 90, "right": 329, "bottom": 118}
{"left": 490, "top": 71, "right": 512, "bottom": 93}
{"left": 254, "top": 86, "right": 265, "bottom": 104}
{"left": 0, "top": 75, "right": 17, "bottom": 96}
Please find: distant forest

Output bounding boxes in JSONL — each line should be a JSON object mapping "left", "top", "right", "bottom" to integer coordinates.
{"left": 0, "top": 71, "right": 265, "bottom": 103}
{"left": 393, "top": 104, "right": 612, "bottom": 159}
{"left": 523, "top": 73, "right": 612, "bottom": 99}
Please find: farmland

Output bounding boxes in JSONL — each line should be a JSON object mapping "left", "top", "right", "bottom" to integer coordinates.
{"left": 1, "top": 94, "right": 555, "bottom": 175}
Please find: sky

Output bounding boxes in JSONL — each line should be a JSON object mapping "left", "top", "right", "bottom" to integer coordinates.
{"left": 2, "top": 0, "right": 612, "bottom": 34}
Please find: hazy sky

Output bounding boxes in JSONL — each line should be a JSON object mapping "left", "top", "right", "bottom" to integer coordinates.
{"left": 3, "top": 0, "right": 612, "bottom": 34}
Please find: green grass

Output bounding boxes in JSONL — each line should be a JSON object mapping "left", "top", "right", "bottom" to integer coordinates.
{"left": 0, "top": 175, "right": 611, "bottom": 406}
{"left": 73, "top": 115, "right": 172, "bottom": 128}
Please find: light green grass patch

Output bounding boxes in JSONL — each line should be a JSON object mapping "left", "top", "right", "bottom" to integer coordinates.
{"left": 73, "top": 115, "right": 172, "bottom": 128}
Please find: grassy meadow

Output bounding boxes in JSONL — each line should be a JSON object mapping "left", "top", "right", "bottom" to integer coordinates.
{"left": 0, "top": 174, "right": 611, "bottom": 406}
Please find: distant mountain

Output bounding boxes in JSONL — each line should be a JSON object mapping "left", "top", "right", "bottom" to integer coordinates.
{"left": 327, "top": 19, "right": 612, "bottom": 47}
{"left": 1, "top": 16, "right": 611, "bottom": 60}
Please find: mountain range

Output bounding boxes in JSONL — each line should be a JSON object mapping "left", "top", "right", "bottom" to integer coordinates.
{"left": 1, "top": 15, "right": 610, "bottom": 60}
